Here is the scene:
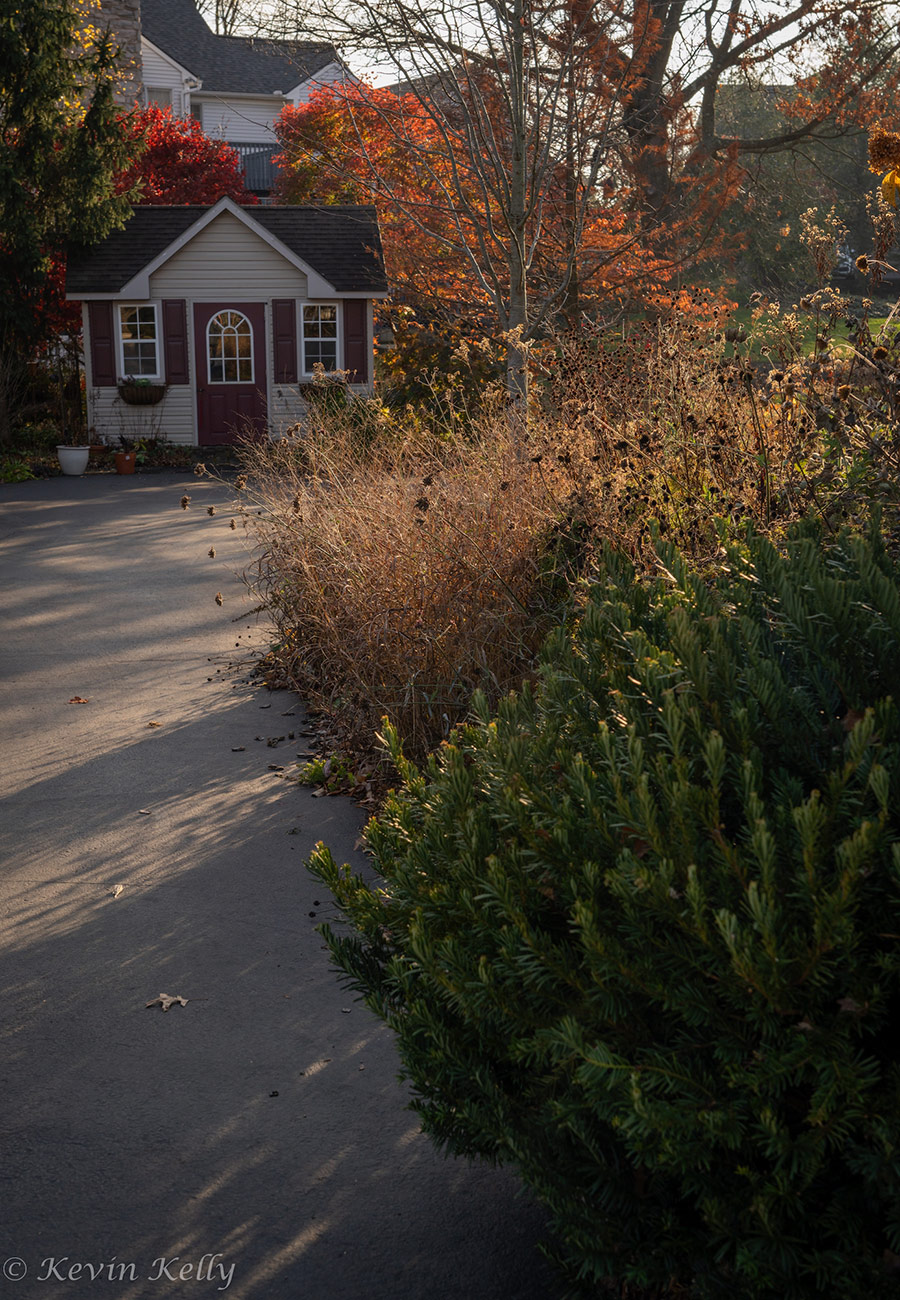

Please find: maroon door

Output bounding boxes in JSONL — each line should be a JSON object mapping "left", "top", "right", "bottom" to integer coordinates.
{"left": 194, "top": 302, "right": 267, "bottom": 445}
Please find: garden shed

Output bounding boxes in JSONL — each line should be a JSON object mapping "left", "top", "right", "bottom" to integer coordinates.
{"left": 66, "top": 197, "right": 388, "bottom": 445}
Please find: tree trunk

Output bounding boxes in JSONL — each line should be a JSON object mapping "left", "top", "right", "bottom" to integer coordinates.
{"left": 506, "top": 0, "right": 529, "bottom": 403}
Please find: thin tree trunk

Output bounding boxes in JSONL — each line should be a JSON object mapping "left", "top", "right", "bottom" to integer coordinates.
{"left": 506, "top": 0, "right": 529, "bottom": 403}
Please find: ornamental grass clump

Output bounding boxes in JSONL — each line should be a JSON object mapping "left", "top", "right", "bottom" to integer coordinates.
{"left": 310, "top": 520, "right": 900, "bottom": 1299}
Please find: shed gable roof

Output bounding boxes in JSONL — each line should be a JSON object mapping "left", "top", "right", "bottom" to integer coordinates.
{"left": 141, "top": 0, "right": 340, "bottom": 95}
{"left": 66, "top": 203, "right": 388, "bottom": 297}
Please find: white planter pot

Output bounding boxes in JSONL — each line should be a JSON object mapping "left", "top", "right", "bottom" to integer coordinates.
{"left": 57, "top": 446, "right": 90, "bottom": 476}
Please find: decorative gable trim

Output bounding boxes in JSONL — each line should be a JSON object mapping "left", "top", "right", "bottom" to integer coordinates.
{"left": 118, "top": 197, "right": 336, "bottom": 299}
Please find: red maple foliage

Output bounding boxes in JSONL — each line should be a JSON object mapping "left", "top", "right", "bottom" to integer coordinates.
{"left": 42, "top": 106, "right": 257, "bottom": 349}
{"left": 116, "top": 103, "right": 258, "bottom": 206}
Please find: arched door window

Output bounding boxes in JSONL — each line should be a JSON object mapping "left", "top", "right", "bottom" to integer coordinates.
{"left": 207, "top": 310, "right": 253, "bottom": 384}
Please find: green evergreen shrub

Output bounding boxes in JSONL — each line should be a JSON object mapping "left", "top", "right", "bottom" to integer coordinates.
{"left": 308, "top": 520, "right": 900, "bottom": 1299}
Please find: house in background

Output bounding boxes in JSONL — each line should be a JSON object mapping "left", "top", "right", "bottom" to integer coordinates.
{"left": 66, "top": 198, "right": 387, "bottom": 445}
{"left": 105, "top": 0, "right": 352, "bottom": 196}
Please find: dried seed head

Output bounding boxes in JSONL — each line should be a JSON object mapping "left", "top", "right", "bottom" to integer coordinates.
{"left": 837, "top": 384, "right": 851, "bottom": 400}
{"left": 856, "top": 254, "right": 869, "bottom": 272}
{"left": 292, "top": 496, "right": 301, "bottom": 512}
{"left": 414, "top": 496, "right": 429, "bottom": 512}
{"left": 229, "top": 518, "right": 237, "bottom": 530}
{"left": 215, "top": 592, "right": 224, "bottom": 606}
{"left": 193, "top": 463, "right": 206, "bottom": 477}
{"left": 207, "top": 505, "right": 216, "bottom": 516}
{"left": 873, "top": 345, "right": 889, "bottom": 360}
{"left": 180, "top": 495, "right": 191, "bottom": 509}
{"left": 208, "top": 547, "right": 216, "bottom": 558}
{"left": 235, "top": 476, "right": 247, "bottom": 491}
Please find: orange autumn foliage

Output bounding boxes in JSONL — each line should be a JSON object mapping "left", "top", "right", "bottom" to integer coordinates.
{"left": 273, "top": 83, "right": 683, "bottom": 327}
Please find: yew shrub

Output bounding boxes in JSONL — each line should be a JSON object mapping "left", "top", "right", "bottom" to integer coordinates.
{"left": 310, "top": 520, "right": 900, "bottom": 1299}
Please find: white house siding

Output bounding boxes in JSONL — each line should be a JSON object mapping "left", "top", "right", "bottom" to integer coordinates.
{"left": 193, "top": 97, "right": 282, "bottom": 143}
{"left": 149, "top": 211, "right": 309, "bottom": 299}
{"left": 290, "top": 63, "right": 348, "bottom": 104}
{"left": 140, "top": 41, "right": 186, "bottom": 116}
{"left": 152, "top": 211, "right": 311, "bottom": 440}
{"left": 88, "top": 384, "right": 196, "bottom": 446}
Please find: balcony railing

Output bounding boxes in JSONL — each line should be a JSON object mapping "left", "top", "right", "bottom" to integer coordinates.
{"left": 230, "top": 143, "right": 280, "bottom": 197}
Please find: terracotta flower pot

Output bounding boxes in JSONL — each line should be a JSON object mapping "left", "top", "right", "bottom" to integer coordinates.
{"left": 115, "top": 451, "right": 137, "bottom": 475}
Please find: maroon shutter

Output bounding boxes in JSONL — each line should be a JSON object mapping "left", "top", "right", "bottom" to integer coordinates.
{"left": 88, "top": 302, "right": 116, "bottom": 387}
{"left": 342, "top": 299, "right": 368, "bottom": 384}
{"left": 272, "top": 299, "right": 297, "bottom": 383}
{"left": 162, "top": 299, "right": 189, "bottom": 385}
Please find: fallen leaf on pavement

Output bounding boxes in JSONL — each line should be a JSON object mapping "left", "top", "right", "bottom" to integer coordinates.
{"left": 112, "top": 884, "right": 124, "bottom": 899}
{"left": 138, "top": 809, "right": 151, "bottom": 815}
{"left": 68, "top": 696, "right": 90, "bottom": 704}
{"left": 232, "top": 746, "right": 246, "bottom": 752}
{"left": 147, "top": 721, "right": 161, "bottom": 728}
{"left": 146, "top": 993, "right": 189, "bottom": 1012}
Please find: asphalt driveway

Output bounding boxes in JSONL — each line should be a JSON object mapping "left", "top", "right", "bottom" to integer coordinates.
{"left": 0, "top": 470, "right": 562, "bottom": 1300}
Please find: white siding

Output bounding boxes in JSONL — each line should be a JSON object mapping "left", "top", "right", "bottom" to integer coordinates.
{"left": 193, "top": 96, "right": 282, "bottom": 143}
{"left": 140, "top": 41, "right": 187, "bottom": 116}
{"left": 87, "top": 385, "right": 196, "bottom": 446}
{"left": 149, "top": 211, "right": 308, "bottom": 299}
{"left": 290, "top": 63, "right": 348, "bottom": 104}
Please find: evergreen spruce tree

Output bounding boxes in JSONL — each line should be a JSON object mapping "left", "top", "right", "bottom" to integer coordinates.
{"left": 0, "top": 0, "right": 136, "bottom": 440}
{"left": 310, "top": 520, "right": 900, "bottom": 1299}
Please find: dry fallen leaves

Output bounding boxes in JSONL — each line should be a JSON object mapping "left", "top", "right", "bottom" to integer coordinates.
{"left": 180, "top": 495, "right": 191, "bottom": 510}
{"left": 146, "top": 993, "right": 189, "bottom": 1012}
{"left": 215, "top": 592, "right": 224, "bottom": 606}
{"left": 147, "top": 721, "right": 161, "bottom": 728}
{"left": 67, "top": 696, "right": 89, "bottom": 704}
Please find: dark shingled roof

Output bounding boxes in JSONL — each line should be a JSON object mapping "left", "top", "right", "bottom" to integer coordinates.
{"left": 142, "top": 0, "right": 340, "bottom": 95}
{"left": 66, "top": 205, "right": 388, "bottom": 296}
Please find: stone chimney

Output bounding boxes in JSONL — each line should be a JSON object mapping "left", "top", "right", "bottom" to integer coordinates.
{"left": 96, "top": 0, "right": 143, "bottom": 104}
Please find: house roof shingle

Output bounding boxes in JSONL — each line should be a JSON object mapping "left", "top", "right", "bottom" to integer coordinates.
{"left": 141, "top": 0, "right": 340, "bottom": 95}
{"left": 66, "top": 204, "right": 388, "bottom": 296}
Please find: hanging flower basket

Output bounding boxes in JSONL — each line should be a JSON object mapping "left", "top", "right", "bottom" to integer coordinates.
{"left": 118, "top": 381, "right": 166, "bottom": 406}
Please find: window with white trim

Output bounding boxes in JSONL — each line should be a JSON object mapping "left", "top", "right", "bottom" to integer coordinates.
{"left": 145, "top": 87, "right": 172, "bottom": 110}
{"left": 302, "top": 304, "right": 338, "bottom": 372}
{"left": 119, "top": 304, "right": 161, "bottom": 379}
